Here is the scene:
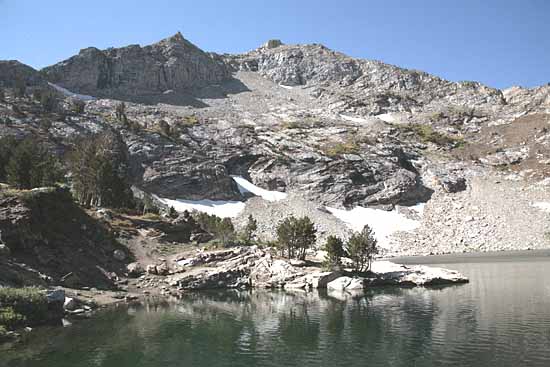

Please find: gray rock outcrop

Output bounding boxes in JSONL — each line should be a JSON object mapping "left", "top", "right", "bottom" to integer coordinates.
{"left": 42, "top": 32, "right": 232, "bottom": 103}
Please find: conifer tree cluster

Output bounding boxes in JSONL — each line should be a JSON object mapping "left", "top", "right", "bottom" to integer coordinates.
{"left": 321, "top": 225, "right": 378, "bottom": 272}
{"left": 68, "top": 131, "right": 133, "bottom": 208}
{"left": 0, "top": 136, "right": 64, "bottom": 189}
{"left": 276, "top": 216, "right": 317, "bottom": 260}
{"left": 194, "top": 212, "right": 236, "bottom": 246}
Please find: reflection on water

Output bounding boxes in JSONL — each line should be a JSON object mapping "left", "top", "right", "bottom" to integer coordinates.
{"left": 2, "top": 258, "right": 550, "bottom": 367}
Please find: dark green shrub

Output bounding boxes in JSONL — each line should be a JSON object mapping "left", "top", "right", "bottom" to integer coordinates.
{"left": 168, "top": 206, "right": 178, "bottom": 219}
{"left": 115, "top": 102, "right": 127, "bottom": 123}
{"left": 14, "top": 78, "right": 26, "bottom": 98}
{"left": 72, "top": 99, "right": 85, "bottom": 114}
{"left": 0, "top": 307, "right": 26, "bottom": 329}
{"left": 194, "top": 212, "right": 236, "bottom": 247}
{"left": 157, "top": 120, "right": 171, "bottom": 136}
{"left": 39, "top": 90, "right": 57, "bottom": 112}
{"left": 399, "top": 123, "right": 463, "bottom": 147}
{"left": 243, "top": 214, "right": 258, "bottom": 243}
{"left": 0, "top": 287, "right": 48, "bottom": 329}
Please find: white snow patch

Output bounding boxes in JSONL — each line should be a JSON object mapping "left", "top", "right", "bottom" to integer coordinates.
{"left": 376, "top": 113, "right": 395, "bottom": 123}
{"left": 155, "top": 196, "right": 245, "bottom": 218}
{"left": 325, "top": 205, "right": 421, "bottom": 248}
{"left": 339, "top": 114, "right": 370, "bottom": 123}
{"left": 232, "top": 176, "right": 287, "bottom": 202}
{"left": 280, "top": 85, "right": 294, "bottom": 90}
{"left": 409, "top": 203, "right": 426, "bottom": 215}
{"left": 532, "top": 202, "right": 550, "bottom": 213}
{"left": 48, "top": 83, "right": 95, "bottom": 101}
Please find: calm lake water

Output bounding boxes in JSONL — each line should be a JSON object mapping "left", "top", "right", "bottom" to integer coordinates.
{"left": 2, "top": 252, "right": 550, "bottom": 367}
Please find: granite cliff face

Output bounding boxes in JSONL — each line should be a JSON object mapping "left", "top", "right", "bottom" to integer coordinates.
{"left": 42, "top": 32, "right": 232, "bottom": 103}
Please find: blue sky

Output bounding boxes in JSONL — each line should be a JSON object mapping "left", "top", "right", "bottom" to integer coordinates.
{"left": 1, "top": 0, "right": 548, "bottom": 89}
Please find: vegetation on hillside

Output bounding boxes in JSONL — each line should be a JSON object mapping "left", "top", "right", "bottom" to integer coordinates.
{"left": 243, "top": 214, "right": 258, "bottom": 243}
{"left": 397, "top": 123, "right": 464, "bottom": 147}
{"left": 0, "top": 136, "right": 64, "bottom": 189}
{"left": 0, "top": 287, "right": 48, "bottom": 330}
{"left": 68, "top": 131, "right": 134, "bottom": 208}
{"left": 194, "top": 212, "right": 236, "bottom": 247}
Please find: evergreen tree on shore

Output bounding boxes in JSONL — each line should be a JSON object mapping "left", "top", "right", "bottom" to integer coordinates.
{"left": 276, "top": 215, "right": 317, "bottom": 260}
{"left": 347, "top": 225, "right": 378, "bottom": 273}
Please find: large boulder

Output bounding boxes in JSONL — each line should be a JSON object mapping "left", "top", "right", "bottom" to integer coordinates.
{"left": 327, "top": 276, "right": 365, "bottom": 291}
{"left": 308, "top": 271, "right": 342, "bottom": 288}
{"left": 250, "top": 256, "right": 303, "bottom": 288}
{"left": 126, "top": 262, "right": 144, "bottom": 278}
{"left": 113, "top": 249, "right": 127, "bottom": 261}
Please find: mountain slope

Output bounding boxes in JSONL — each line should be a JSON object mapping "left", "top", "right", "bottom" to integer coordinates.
{"left": 1, "top": 33, "right": 549, "bottom": 256}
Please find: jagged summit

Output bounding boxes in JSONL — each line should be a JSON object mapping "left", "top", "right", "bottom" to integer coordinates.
{"left": 41, "top": 32, "right": 231, "bottom": 101}
{"left": 155, "top": 31, "right": 201, "bottom": 51}
{"left": 261, "top": 39, "right": 284, "bottom": 49}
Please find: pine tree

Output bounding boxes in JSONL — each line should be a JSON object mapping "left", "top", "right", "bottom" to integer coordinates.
{"left": 0, "top": 136, "right": 18, "bottom": 182}
{"left": 115, "top": 102, "right": 127, "bottom": 123}
{"left": 72, "top": 99, "right": 85, "bottom": 114}
{"left": 4, "top": 137, "right": 63, "bottom": 189}
{"left": 243, "top": 214, "right": 258, "bottom": 243}
{"left": 69, "top": 131, "right": 133, "bottom": 208}
{"left": 276, "top": 216, "right": 317, "bottom": 260}
{"left": 218, "top": 218, "right": 236, "bottom": 247}
{"left": 141, "top": 193, "right": 156, "bottom": 215}
{"left": 347, "top": 225, "right": 378, "bottom": 273}
{"left": 6, "top": 141, "right": 34, "bottom": 189}
{"left": 323, "top": 235, "right": 345, "bottom": 270}
{"left": 157, "top": 120, "right": 171, "bottom": 136}
{"left": 14, "top": 78, "right": 26, "bottom": 98}
{"left": 168, "top": 206, "right": 178, "bottom": 218}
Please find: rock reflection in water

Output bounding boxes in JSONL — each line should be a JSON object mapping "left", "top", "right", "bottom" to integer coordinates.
{"left": 3, "top": 258, "right": 550, "bottom": 367}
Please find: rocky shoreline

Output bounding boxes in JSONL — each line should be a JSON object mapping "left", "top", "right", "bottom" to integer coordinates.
{"left": 1, "top": 246, "right": 468, "bottom": 343}
{"left": 129, "top": 246, "right": 468, "bottom": 294}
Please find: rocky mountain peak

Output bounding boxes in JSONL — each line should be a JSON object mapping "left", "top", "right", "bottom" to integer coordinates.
{"left": 154, "top": 31, "right": 200, "bottom": 52}
{"left": 261, "top": 39, "right": 284, "bottom": 49}
{"left": 41, "top": 32, "right": 232, "bottom": 102}
{"left": 0, "top": 60, "right": 47, "bottom": 88}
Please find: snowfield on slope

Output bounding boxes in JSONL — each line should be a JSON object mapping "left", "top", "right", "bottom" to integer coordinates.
{"left": 325, "top": 205, "right": 423, "bottom": 248}
{"left": 155, "top": 177, "right": 287, "bottom": 218}
{"left": 49, "top": 83, "right": 95, "bottom": 101}
{"left": 339, "top": 114, "right": 370, "bottom": 123}
{"left": 232, "top": 176, "right": 288, "bottom": 202}
{"left": 532, "top": 202, "right": 550, "bottom": 213}
{"left": 155, "top": 197, "right": 246, "bottom": 218}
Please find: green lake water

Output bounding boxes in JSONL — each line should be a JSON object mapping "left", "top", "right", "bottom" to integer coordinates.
{"left": 2, "top": 252, "right": 550, "bottom": 367}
